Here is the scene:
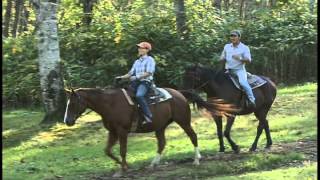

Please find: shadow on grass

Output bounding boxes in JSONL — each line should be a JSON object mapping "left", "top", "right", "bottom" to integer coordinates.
{"left": 2, "top": 109, "right": 103, "bottom": 149}
{"left": 3, "top": 122, "right": 60, "bottom": 149}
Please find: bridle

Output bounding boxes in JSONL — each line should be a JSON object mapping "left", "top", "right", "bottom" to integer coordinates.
{"left": 71, "top": 91, "right": 92, "bottom": 118}
{"left": 185, "top": 71, "right": 209, "bottom": 92}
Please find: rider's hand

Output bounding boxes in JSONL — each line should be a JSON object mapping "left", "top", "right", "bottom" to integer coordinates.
{"left": 232, "top": 54, "right": 242, "bottom": 61}
{"left": 129, "top": 76, "right": 137, "bottom": 81}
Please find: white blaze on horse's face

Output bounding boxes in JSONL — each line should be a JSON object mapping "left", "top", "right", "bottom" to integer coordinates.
{"left": 63, "top": 99, "right": 70, "bottom": 124}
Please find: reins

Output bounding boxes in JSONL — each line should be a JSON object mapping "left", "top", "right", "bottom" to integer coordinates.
{"left": 194, "top": 80, "right": 209, "bottom": 91}
{"left": 78, "top": 109, "right": 93, "bottom": 118}
{"left": 73, "top": 91, "right": 93, "bottom": 118}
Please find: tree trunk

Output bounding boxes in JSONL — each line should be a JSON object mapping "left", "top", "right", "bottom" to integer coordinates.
{"left": 224, "top": 0, "right": 229, "bottom": 11}
{"left": 82, "top": 0, "right": 96, "bottom": 26}
{"left": 21, "top": 5, "right": 29, "bottom": 32}
{"left": 239, "top": 0, "right": 245, "bottom": 19}
{"left": 269, "top": 0, "right": 276, "bottom": 7}
{"left": 35, "top": 1, "right": 66, "bottom": 123}
{"left": 213, "top": 0, "right": 222, "bottom": 16}
{"left": 174, "top": 0, "right": 188, "bottom": 39}
{"left": 213, "top": 0, "right": 221, "bottom": 10}
{"left": 3, "top": 0, "right": 13, "bottom": 37}
{"left": 12, "top": 0, "right": 23, "bottom": 37}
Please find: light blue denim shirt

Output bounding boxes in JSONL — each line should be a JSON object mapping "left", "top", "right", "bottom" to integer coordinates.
{"left": 220, "top": 42, "right": 251, "bottom": 70}
{"left": 128, "top": 55, "right": 155, "bottom": 82}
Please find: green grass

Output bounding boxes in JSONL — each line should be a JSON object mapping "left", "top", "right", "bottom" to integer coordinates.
{"left": 3, "top": 82, "right": 317, "bottom": 180}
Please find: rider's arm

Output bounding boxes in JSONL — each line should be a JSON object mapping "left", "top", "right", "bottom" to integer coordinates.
{"left": 235, "top": 46, "right": 252, "bottom": 64}
{"left": 136, "top": 72, "right": 152, "bottom": 79}
{"left": 219, "top": 47, "right": 227, "bottom": 69}
{"left": 118, "top": 61, "right": 136, "bottom": 79}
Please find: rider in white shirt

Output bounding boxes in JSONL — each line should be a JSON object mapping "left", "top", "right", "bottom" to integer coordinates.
{"left": 219, "top": 30, "right": 256, "bottom": 108}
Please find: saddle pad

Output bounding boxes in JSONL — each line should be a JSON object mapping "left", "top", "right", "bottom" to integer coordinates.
{"left": 228, "top": 72, "right": 267, "bottom": 90}
{"left": 121, "top": 88, "right": 172, "bottom": 106}
{"left": 149, "top": 88, "right": 172, "bottom": 104}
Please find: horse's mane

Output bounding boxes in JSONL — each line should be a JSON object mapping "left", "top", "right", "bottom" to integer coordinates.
{"left": 195, "top": 65, "right": 226, "bottom": 83}
{"left": 76, "top": 88, "right": 120, "bottom": 95}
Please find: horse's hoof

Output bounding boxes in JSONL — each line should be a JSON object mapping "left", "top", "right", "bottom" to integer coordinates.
{"left": 233, "top": 148, "right": 240, "bottom": 154}
{"left": 148, "top": 164, "right": 156, "bottom": 170}
{"left": 265, "top": 143, "right": 272, "bottom": 149}
{"left": 197, "top": 154, "right": 202, "bottom": 160}
{"left": 219, "top": 149, "right": 225, "bottom": 153}
{"left": 193, "top": 160, "right": 200, "bottom": 166}
{"left": 264, "top": 145, "right": 272, "bottom": 151}
{"left": 249, "top": 147, "right": 257, "bottom": 152}
{"left": 112, "top": 171, "right": 123, "bottom": 178}
{"left": 233, "top": 146, "right": 240, "bottom": 153}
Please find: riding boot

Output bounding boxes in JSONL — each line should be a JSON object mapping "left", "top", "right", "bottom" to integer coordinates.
{"left": 142, "top": 114, "right": 152, "bottom": 124}
{"left": 246, "top": 99, "right": 256, "bottom": 109}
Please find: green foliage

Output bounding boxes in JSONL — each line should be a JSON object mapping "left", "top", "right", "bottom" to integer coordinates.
{"left": 2, "top": 0, "right": 317, "bottom": 107}
{"left": 3, "top": 36, "right": 41, "bottom": 107}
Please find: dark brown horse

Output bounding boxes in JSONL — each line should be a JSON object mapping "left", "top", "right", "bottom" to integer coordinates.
{"left": 182, "top": 64, "right": 277, "bottom": 153}
{"left": 63, "top": 87, "right": 206, "bottom": 177}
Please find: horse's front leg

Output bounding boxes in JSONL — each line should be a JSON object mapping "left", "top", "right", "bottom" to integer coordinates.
{"left": 112, "top": 127, "right": 129, "bottom": 178}
{"left": 149, "top": 129, "right": 166, "bottom": 168}
{"left": 224, "top": 116, "right": 240, "bottom": 153}
{"left": 105, "top": 131, "right": 121, "bottom": 164}
{"left": 213, "top": 116, "right": 225, "bottom": 152}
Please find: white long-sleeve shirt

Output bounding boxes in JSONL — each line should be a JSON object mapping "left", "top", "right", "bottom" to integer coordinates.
{"left": 219, "top": 42, "right": 252, "bottom": 70}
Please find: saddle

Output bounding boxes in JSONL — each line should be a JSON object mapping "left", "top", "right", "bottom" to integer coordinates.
{"left": 226, "top": 71, "right": 267, "bottom": 90}
{"left": 121, "top": 84, "right": 172, "bottom": 132}
{"left": 226, "top": 71, "right": 267, "bottom": 108}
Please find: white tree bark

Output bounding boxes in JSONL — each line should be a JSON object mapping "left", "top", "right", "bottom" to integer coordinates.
{"left": 36, "top": 1, "right": 66, "bottom": 123}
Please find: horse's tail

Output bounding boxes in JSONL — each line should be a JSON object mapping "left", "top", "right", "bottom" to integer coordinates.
{"left": 179, "top": 90, "right": 240, "bottom": 117}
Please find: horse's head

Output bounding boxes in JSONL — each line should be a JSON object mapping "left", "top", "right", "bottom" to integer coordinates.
{"left": 64, "top": 88, "right": 87, "bottom": 126}
{"left": 182, "top": 64, "right": 204, "bottom": 91}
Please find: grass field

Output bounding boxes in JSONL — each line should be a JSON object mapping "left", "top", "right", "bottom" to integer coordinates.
{"left": 2, "top": 83, "right": 317, "bottom": 180}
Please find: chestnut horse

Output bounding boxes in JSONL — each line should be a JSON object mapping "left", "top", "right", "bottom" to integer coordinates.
{"left": 63, "top": 87, "right": 207, "bottom": 176}
{"left": 183, "top": 64, "right": 277, "bottom": 153}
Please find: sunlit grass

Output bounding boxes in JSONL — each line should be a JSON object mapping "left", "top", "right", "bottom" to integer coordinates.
{"left": 2, "top": 82, "right": 317, "bottom": 179}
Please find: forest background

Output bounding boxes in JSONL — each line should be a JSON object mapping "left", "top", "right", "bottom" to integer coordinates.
{"left": 2, "top": 0, "right": 318, "bottom": 109}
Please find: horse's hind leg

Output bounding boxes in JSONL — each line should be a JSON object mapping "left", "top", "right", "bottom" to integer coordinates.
{"left": 224, "top": 116, "right": 240, "bottom": 153}
{"left": 150, "top": 129, "right": 166, "bottom": 168}
{"left": 176, "top": 122, "right": 201, "bottom": 165}
{"left": 264, "top": 119, "right": 272, "bottom": 148}
{"left": 105, "top": 131, "right": 121, "bottom": 164}
{"left": 250, "top": 109, "right": 270, "bottom": 151}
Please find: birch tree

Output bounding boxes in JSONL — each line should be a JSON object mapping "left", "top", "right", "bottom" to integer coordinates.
{"left": 33, "top": 0, "right": 66, "bottom": 123}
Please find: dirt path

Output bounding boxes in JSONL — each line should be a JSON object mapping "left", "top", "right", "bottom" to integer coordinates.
{"left": 86, "top": 139, "right": 317, "bottom": 180}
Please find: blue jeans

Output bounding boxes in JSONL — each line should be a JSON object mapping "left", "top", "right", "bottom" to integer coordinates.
{"left": 130, "top": 80, "right": 153, "bottom": 118}
{"left": 229, "top": 69, "right": 255, "bottom": 103}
